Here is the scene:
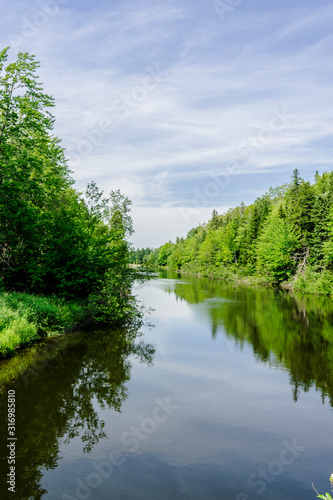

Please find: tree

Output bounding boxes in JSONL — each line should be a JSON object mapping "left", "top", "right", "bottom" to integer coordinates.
{"left": 157, "top": 242, "right": 174, "bottom": 266}
{"left": 256, "top": 207, "right": 299, "bottom": 282}
{"left": 323, "top": 206, "right": 333, "bottom": 270}
{"left": 0, "top": 48, "right": 72, "bottom": 288}
{"left": 286, "top": 170, "right": 315, "bottom": 248}
{"left": 0, "top": 49, "right": 140, "bottom": 326}
{"left": 198, "top": 230, "right": 221, "bottom": 267}
{"left": 209, "top": 209, "right": 222, "bottom": 230}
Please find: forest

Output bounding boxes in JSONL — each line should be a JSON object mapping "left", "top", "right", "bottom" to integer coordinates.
{"left": 0, "top": 48, "right": 141, "bottom": 357}
{"left": 145, "top": 169, "right": 333, "bottom": 296}
{"left": 2, "top": 47, "right": 333, "bottom": 359}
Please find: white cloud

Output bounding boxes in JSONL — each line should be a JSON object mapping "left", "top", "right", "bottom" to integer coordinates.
{"left": 1, "top": 0, "right": 333, "bottom": 246}
{"left": 130, "top": 205, "right": 230, "bottom": 248}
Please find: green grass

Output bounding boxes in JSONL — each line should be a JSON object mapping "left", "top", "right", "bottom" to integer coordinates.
{"left": 290, "top": 266, "right": 333, "bottom": 296}
{"left": 0, "top": 292, "right": 87, "bottom": 357}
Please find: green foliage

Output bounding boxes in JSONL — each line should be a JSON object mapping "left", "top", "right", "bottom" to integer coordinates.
{"left": 146, "top": 169, "right": 333, "bottom": 295}
{"left": 198, "top": 230, "right": 221, "bottom": 267}
{"left": 0, "top": 292, "right": 87, "bottom": 357}
{"left": 0, "top": 48, "right": 145, "bottom": 354}
{"left": 286, "top": 169, "right": 315, "bottom": 247}
{"left": 129, "top": 247, "right": 153, "bottom": 265}
{"left": 323, "top": 206, "right": 333, "bottom": 269}
{"left": 256, "top": 207, "right": 299, "bottom": 282}
{"left": 0, "top": 48, "right": 71, "bottom": 288}
{"left": 157, "top": 241, "right": 174, "bottom": 266}
{"left": 208, "top": 209, "right": 223, "bottom": 230}
{"left": 313, "top": 473, "right": 333, "bottom": 499}
{"left": 293, "top": 266, "right": 333, "bottom": 296}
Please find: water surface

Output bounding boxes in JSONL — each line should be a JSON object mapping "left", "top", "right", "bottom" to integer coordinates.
{"left": 0, "top": 271, "right": 332, "bottom": 499}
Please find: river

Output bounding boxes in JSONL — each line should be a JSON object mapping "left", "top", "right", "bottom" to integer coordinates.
{"left": 0, "top": 271, "right": 332, "bottom": 499}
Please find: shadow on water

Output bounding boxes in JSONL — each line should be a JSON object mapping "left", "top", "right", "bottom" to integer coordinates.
{"left": 161, "top": 270, "right": 333, "bottom": 407}
{"left": 0, "top": 327, "right": 155, "bottom": 500}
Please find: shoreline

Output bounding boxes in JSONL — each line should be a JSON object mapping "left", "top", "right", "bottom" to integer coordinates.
{"left": 157, "top": 266, "right": 332, "bottom": 297}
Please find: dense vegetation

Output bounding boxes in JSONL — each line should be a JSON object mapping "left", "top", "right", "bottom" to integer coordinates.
{"left": 146, "top": 170, "right": 333, "bottom": 295}
{"left": 0, "top": 48, "right": 142, "bottom": 356}
{"left": 129, "top": 246, "right": 153, "bottom": 265}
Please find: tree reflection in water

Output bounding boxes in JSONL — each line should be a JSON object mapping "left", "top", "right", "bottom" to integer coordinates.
{"left": 0, "top": 326, "right": 155, "bottom": 500}
{"left": 170, "top": 275, "right": 333, "bottom": 407}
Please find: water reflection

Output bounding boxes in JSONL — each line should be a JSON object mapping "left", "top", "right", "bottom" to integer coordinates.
{"left": 0, "top": 327, "right": 155, "bottom": 500}
{"left": 165, "top": 272, "right": 333, "bottom": 406}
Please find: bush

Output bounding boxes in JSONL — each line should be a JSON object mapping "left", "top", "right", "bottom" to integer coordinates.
{"left": 292, "top": 267, "right": 333, "bottom": 296}
{"left": 0, "top": 292, "right": 87, "bottom": 357}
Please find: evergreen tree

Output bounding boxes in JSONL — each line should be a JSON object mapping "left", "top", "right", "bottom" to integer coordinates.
{"left": 286, "top": 170, "right": 315, "bottom": 251}
{"left": 209, "top": 209, "right": 222, "bottom": 230}
{"left": 309, "top": 194, "right": 330, "bottom": 265}
{"left": 278, "top": 204, "right": 286, "bottom": 219}
{"left": 256, "top": 208, "right": 299, "bottom": 282}
{"left": 148, "top": 168, "right": 333, "bottom": 295}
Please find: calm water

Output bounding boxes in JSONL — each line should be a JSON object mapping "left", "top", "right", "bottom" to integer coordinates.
{"left": 0, "top": 271, "right": 333, "bottom": 500}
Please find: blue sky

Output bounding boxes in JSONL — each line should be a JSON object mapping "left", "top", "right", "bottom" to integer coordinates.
{"left": 1, "top": 0, "right": 333, "bottom": 247}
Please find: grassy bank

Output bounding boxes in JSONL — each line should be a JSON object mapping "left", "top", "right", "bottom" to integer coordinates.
{"left": 0, "top": 292, "right": 88, "bottom": 358}
{"left": 162, "top": 263, "right": 333, "bottom": 296}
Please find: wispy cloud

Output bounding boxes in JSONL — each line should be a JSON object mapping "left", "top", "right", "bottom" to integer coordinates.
{"left": 1, "top": 0, "right": 332, "bottom": 246}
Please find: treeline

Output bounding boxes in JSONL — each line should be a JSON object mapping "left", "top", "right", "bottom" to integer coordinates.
{"left": 0, "top": 48, "right": 141, "bottom": 355}
{"left": 146, "top": 169, "right": 333, "bottom": 295}
{"left": 129, "top": 247, "right": 153, "bottom": 265}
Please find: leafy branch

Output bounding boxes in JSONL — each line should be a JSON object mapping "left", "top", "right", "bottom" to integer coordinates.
{"left": 313, "top": 474, "right": 333, "bottom": 499}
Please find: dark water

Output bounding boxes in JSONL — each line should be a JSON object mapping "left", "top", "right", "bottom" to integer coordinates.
{"left": 0, "top": 271, "right": 333, "bottom": 500}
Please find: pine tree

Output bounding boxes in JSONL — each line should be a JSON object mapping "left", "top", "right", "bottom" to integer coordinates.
{"left": 309, "top": 194, "right": 330, "bottom": 266}
{"left": 209, "top": 209, "right": 222, "bottom": 230}
{"left": 256, "top": 208, "right": 299, "bottom": 282}
{"left": 286, "top": 171, "right": 315, "bottom": 253}
{"left": 278, "top": 204, "right": 286, "bottom": 219}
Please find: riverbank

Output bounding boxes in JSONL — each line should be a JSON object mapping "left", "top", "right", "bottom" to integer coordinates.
{"left": 0, "top": 292, "right": 88, "bottom": 358}
{"left": 159, "top": 264, "right": 333, "bottom": 297}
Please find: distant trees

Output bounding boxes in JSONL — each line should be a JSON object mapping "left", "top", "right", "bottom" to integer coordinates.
{"left": 146, "top": 169, "right": 333, "bottom": 293}
{"left": 129, "top": 247, "right": 154, "bottom": 265}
